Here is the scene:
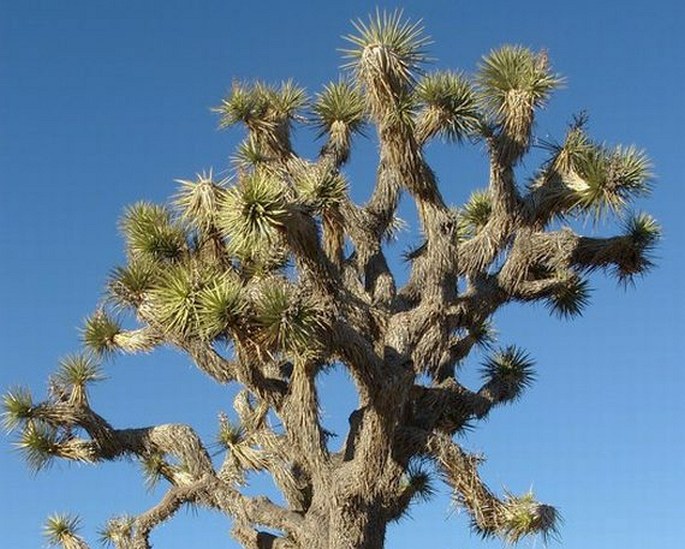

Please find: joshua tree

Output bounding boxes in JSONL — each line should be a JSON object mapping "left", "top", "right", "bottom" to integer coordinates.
{"left": 4, "top": 11, "right": 659, "bottom": 549}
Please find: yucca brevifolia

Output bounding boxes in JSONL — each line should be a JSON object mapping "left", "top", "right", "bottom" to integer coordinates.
{"left": 4, "top": 11, "right": 659, "bottom": 549}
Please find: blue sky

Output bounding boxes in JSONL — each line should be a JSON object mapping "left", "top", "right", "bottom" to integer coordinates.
{"left": 1, "top": 1, "right": 683, "bottom": 547}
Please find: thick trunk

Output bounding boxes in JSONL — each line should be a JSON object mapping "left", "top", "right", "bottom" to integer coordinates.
{"left": 297, "top": 490, "right": 388, "bottom": 549}
{"left": 327, "top": 499, "right": 387, "bottom": 549}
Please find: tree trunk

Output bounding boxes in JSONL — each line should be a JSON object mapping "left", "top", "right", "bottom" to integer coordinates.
{"left": 327, "top": 499, "right": 387, "bottom": 549}
{"left": 298, "top": 489, "right": 388, "bottom": 549}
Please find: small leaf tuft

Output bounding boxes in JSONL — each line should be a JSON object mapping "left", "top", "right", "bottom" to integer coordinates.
{"left": 219, "top": 173, "right": 290, "bottom": 258}
{"left": 44, "top": 513, "right": 85, "bottom": 548}
{"left": 311, "top": 79, "right": 367, "bottom": 137}
{"left": 415, "top": 71, "right": 480, "bottom": 143}
{"left": 120, "top": 202, "right": 186, "bottom": 262}
{"left": 546, "top": 276, "right": 592, "bottom": 319}
{"left": 82, "top": 311, "right": 121, "bottom": 356}
{"left": 480, "top": 346, "right": 536, "bottom": 403}
{"left": 2, "top": 387, "right": 34, "bottom": 431}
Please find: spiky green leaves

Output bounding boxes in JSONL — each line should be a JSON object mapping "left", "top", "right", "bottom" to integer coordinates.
{"left": 196, "top": 273, "right": 245, "bottom": 339}
{"left": 55, "top": 354, "right": 104, "bottom": 387}
{"left": 141, "top": 450, "right": 195, "bottom": 488}
{"left": 478, "top": 47, "right": 560, "bottom": 110}
{"left": 253, "top": 284, "right": 325, "bottom": 356}
{"left": 146, "top": 264, "right": 199, "bottom": 336}
{"left": 402, "top": 463, "right": 435, "bottom": 503}
{"left": 108, "top": 260, "right": 157, "bottom": 309}
{"left": 460, "top": 190, "right": 492, "bottom": 235}
{"left": 572, "top": 213, "right": 661, "bottom": 284}
{"left": 292, "top": 162, "right": 348, "bottom": 213}
{"left": 3, "top": 384, "right": 95, "bottom": 470}
{"left": 99, "top": 516, "right": 134, "bottom": 548}
{"left": 568, "top": 145, "right": 652, "bottom": 219}
{"left": 549, "top": 124, "right": 594, "bottom": 175}
{"left": 480, "top": 346, "right": 536, "bottom": 403}
{"left": 53, "top": 353, "right": 105, "bottom": 406}
{"left": 146, "top": 263, "right": 245, "bottom": 339}
{"left": 217, "top": 413, "right": 266, "bottom": 471}
{"left": 218, "top": 173, "right": 290, "bottom": 259}
{"left": 82, "top": 311, "right": 121, "bottom": 355}
{"left": 44, "top": 514, "right": 87, "bottom": 549}
{"left": 267, "top": 80, "right": 308, "bottom": 121}
{"left": 415, "top": 71, "right": 480, "bottom": 143}
{"left": 216, "top": 413, "right": 245, "bottom": 449}
{"left": 533, "top": 127, "right": 653, "bottom": 223}
{"left": 173, "top": 172, "right": 227, "bottom": 234}
{"left": 233, "top": 136, "right": 271, "bottom": 171}
{"left": 478, "top": 46, "right": 562, "bottom": 158}
{"left": 217, "top": 80, "right": 307, "bottom": 130}
{"left": 2, "top": 387, "right": 34, "bottom": 431}
{"left": 614, "top": 212, "right": 661, "bottom": 282}
{"left": 218, "top": 83, "right": 269, "bottom": 128}
{"left": 468, "top": 320, "right": 497, "bottom": 350}
{"left": 502, "top": 492, "right": 560, "bottom": 544}
{"left": 312, "top": 80, "right": 367, "bottom": 139}
{"left": 626, "top": 212, "right": 661, "bottom": 250}
{"left": 120, "top": 202, "right": 186, "bottom": 262}
{"left": 545, "top": 276, "right": 592, "bottom": 318}
{"left": 343, "top": 10, "right": 430, "bottom": 116}
{"left": 16, "top": 421, "right": 60, "bottom": 471}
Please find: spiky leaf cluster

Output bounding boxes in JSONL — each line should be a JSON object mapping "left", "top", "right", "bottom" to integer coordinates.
{"left": 268, "top": 80, "right": 308, "bottom": 120}
{"left": 120, "top": 202, "right": 186, "bottom": 262}
{"left": 545, "top": 276, "right": 592, "bottom": 318}
{"left": 478, "top": 46, "right": 561, "bottom": 157}
{"left": 217, "top": 413, "right": 245, "bottom": 449}
{"left": 44, "top": 514, "right": 85, "bottom": 549}
{"left": 480, "top": 346, "right": 536, "bottom": 403}
{"left": 415, "top": 71, "right": 480, "bottom": 143}
{"left": 460, "top": 190, "right": 492, "bottom": 234}
{"left": 292, "top": 162, "right": 348, "bottom": 213}
{"left": 402, "top": 463, "right": 435, "bottom": 504}
{"left": 615, "top": 212, "right": 661, "bottom": 281}
{"left": 311, "top": 80, "right": 367, "bottom": 138}
{"left": 2, "top": 387, "right": 34, "bottom": 431}
{"left": 108, "top": 260, "right": 158, "bottom": 309}
{"left": 468, "top": 319, "right": 497, "bottom": 350}
{"left": 99, "top": 515, "right": 134, "bottom": 547}
{"left": 219, "top": 173, "right": 290, "bottom": 258}
{"left": 217, "top": 83, "right": 269, "bottom": 129}
{"left": 82, "top": 311, "right": 121, "bottom": 356}
{"left": 140, "top": 452, "right": 170, "bottom": 490}
{"left": 477, "top": 46, "right": 561, "bottom": 118}
{"left": 253, "top": 283, "right": 324, "bottom": 356}
{"left": 53, "top": 353, "right": 104, "bottom": 406}
{"left": 233, "top": 136, "right": 271, "bottom": 171}
{"left": 146, "top": 263, "right": 202, "bottom": 336}
{"left": 217, "top": 413, "right": 267, "bottom": 471}
{"left": 173, "top": 173, "right": 227, "bottom": 234}
{"left": 569, "top": 145, "right": 652, "bottom": 219}
{"left": 548, "top": 124, "right": 594, "bottom": 175}
{"left": 502, "top": 492, "right": 560, "bottom": 544}
{"left": 195, "top": 272, "right": 245, "bottom": 339}
{"left": 343, "top": 9, "right": 431, "bottom": 113}
{"left": 217, "top": 80, "right": 307, "bottom": 130}
{"left": 16, "top": 420, "right": 60, "bottom": 471}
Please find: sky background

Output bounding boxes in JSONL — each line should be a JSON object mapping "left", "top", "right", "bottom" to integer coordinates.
{"left": 1, "top": 1, "right": 683, "bottom": 547}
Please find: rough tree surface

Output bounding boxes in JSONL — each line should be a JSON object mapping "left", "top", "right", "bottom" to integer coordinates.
{"left": 4, "top": 11, "right": 659, "bottom": 549}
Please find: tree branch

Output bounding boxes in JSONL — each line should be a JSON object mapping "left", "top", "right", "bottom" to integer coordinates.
{"left": 422, "top": 430, "right": 558, "bottom": 542}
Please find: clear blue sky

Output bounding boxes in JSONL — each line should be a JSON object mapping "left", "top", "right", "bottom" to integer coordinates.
{"left": 1, "top": 1, "right": 683, "bottom": 547}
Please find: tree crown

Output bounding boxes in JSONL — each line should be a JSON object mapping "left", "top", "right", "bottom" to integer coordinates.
{"left": 3, "top": 10, "right": 658, "bottom": 549}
